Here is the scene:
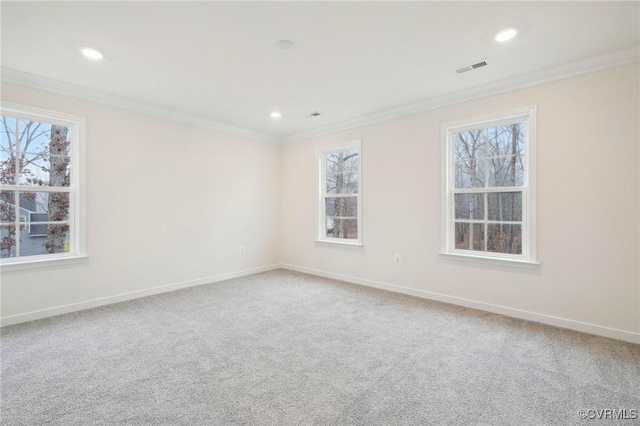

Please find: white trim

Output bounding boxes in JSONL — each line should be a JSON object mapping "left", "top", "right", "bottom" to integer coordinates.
{"left": 280, "top": 264, "right": 640, "bottom": 344}
{"left": 441, "top": 105, "right": 537, "bottom": 264}
{"left": 3, "top": 48, "right": 636, "bottom": 147}
{"left": 0, "top": 264, "right": 280, "bottom": 327}
{"left": 438, "top": 252, "right": 539, "bottom": 269}
{"left": 280, "top": 46, "right": 638, "bottom": 144}
{"left": 0, "top": 185, "right": 73, "bottom": 193}
{"left": 3, "top": 262, "right": 638, "bottom": 343}
{"left": 1, "top": 254, "right": 88, "bottom": 272}
{"left": 314, "top": 239, "right": 364, "bottom": 248}
{"left": 0, "top": 103, "right": 86, "bottom": 266}
{"left": 317, "top": 140, "right": 363, "bottom": 245}
{"left": 1, "top": 68, "right": 280, "bottom": 145}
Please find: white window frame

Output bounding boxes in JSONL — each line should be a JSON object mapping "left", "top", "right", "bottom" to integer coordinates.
{"left": 0, "top": 103, "right": 87, "bottom": 271}
{"left": 317, "top": 139, "right": 363, "bottom": 246}
{"left": 440, "top": 106, "right": 538, "bottom": 267}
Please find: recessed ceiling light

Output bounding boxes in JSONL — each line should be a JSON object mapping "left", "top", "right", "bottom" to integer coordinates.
{"left": 270, "top": 112, "right": 282, "bottom": 119}
{"left": 276, "top": 40, "right": 294, "bottom": 50}
{"left": 495, "top": 28, "right": 518, "bottom": 42}
{"left": 81, "top": 48, "right": 104, "bottom": 60}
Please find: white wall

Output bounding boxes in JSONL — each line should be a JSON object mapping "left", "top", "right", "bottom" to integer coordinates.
{"left": 1, "top": 83, "right": 281, "bottom": 322}
{"left": 2, "top": 65, "right": 638, "bottom": 343}
{"left": 281, "top": 64, "right": 640, "bottom": 341}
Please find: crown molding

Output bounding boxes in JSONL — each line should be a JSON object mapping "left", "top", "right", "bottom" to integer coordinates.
{"left": 3, "top": 45, "right": 638, "bottom": 146}
{"left": 0, "top": 68, "right": 281, "bottom": 144}
{"left": 280, "top": 45, "right": 640, "bottom": 144}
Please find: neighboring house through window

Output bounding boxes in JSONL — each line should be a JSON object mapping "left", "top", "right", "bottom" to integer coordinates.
{"left": 318, "top": 140, "right": 362, "bottom": 245}
{"left": 0, "top": 103, "right": 85, "bottom": 269}
{"left": 441, "top": 106, "right": 537, "bottom": 265}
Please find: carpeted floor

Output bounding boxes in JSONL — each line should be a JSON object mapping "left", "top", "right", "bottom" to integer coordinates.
{"left": 1, "top": 269, "right": 639, "bottom": 425}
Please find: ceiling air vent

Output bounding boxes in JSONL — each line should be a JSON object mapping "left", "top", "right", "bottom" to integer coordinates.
{"left": 306, "top": 111, "right": 321, "bottom": 118}
{"left": 455, "top": 60, "right": 488, "bottom": 74}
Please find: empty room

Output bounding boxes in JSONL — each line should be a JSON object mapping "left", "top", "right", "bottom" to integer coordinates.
{"left": 1, "top": 1, "right": 639, "bottom": 425}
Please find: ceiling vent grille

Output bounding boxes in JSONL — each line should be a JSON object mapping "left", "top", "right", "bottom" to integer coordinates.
{"left": 306, "top": 111, "right": 321, "bottom": 118}
{"left": 455, "top": 60, "right": 488, "bottom": 74}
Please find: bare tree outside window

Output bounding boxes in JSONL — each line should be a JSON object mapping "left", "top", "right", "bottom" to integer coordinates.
{"left": 0, "top": 116, "right": 71, "bottom": 258}
{"left": 320, "top": 142, "right": 361, "bottom": 243}
{"left": 453, "top": 123, "right": 524, "bottom": 255}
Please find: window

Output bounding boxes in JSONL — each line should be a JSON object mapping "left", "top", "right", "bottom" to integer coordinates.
{"left": 441, "top": 106, "right": 537, "bottom": 265}
{"left": 318, "top": 140, "right": 362, "bottom": 245}
{"left": 0, "top": 103, "right": 85, "bottom": 269}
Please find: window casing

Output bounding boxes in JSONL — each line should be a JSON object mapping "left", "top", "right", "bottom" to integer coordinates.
{"left": 318, "top": 140, "right": 362, "bottom": 246}
{"left": 0, "top": 103, "right": 86, "bottom": 270}
{"left": 441, "top": 106, "right": 537, "bottom": 265}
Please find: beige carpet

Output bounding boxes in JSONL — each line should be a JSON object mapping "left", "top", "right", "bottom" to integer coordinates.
{"left": 2, "top": 269, "right": 639, "bottom": 425}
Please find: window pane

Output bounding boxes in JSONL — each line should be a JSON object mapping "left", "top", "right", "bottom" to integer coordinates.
{"left": 486, "top": 125, "right": 510, "bottom": 157}
{"left": 0, "top": 191, "right": 16, "bottom": 223}
{"left": 487, "top": 224, "right": 522, "bottom": 254}
{"left": 448, "top": 114, "right": 530, "bottom": 259}
{"left": 0, "top": 191, "right": 69, "bottom": 224}
{"left": 455, "top": 157, "right": 485, "bottom": 188}
{"left": 20, "top": 192, "right": 70, "bottom": 222}
{"left": 515, "top": 156, "right": 525, "bottom": 186}
{"left": 488, "top": 155, "right": 524, "bottom": 187}
{"left": 18, "top": 155, "right": 71, "bottom": 187}
{"left": 455, "top": 222, "right": 484, "bottom": 251}
{"left": 326, "top": 150, "right": 359, "bottom": 175}
{"left": 0, "top": 224, "right": 17, "bottom": 258}
{"left": 0, "top": 118, "right": 69, "bottom": 156}
{"left": 0, "top": 151, "right": 16, "bottom": 185}
{"left": 29, "top": 221, "right": 48, "bottom": 236}
{"left": 326, "top": 172, "right": 358, "bottom": 194}
{"left": 0, "top": 125, "right": 11, "bottom": 150}
{"left": 325, "top": 196, "right": 357, "bottom": 218}
{"left": 343, "top": 150, "right": 359, "bottom": 171}
{"left": 326, "top": 218, "right": 358, "bottom": 240}
{"left": 17, "top": 223, "right": 70, "bottom": 257}
{"left": 487, "top": 192, "right": 522, "bottom": 222}
{"left": 455, "top": 130, "right": 487, "bottom": 160}
{"left": 486, "top": 124, "right": 525, "bottom": 158}
{"left": 0, "top": 116, "right": 22, "bottom": 152}
{"left": 320, "top": 143, "right": 361, "bottom": 244}
{"left": 454, "top": 193, "right": 485, "bottom": 220}
{"left": 1, "top": 111, "right": 80, "bottom": 263}
{"left": 0, "top": 117, "right": 71, "bottom": 187}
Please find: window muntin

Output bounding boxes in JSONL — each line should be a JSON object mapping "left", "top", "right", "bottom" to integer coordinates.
{"left": 443, "top": 107, "right": 536, "bottom": 263}
{"left": 0, "top": 105, "right": 83, "bottom": 264}
{"left": 318, "top": 141, "right": 362, "bottom": 245}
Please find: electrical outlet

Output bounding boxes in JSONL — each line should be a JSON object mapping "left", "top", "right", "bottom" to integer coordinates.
{"left": 394, "top": 254, "right": 401, "bottom": 264}
{"left": 240, "top": 246, "right": 245, "bottom": 254}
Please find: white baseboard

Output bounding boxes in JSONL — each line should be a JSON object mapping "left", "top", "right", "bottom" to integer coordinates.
{"left": 280, "top": 264, "right": 640, "bottom": 345}
{"left": 1, "top": 264, "right": 280, "bottom": 327}
{"left": 4, "top": 263, "right": 639, "bottom": 344}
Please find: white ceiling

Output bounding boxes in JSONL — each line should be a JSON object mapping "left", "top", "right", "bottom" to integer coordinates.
{"left": 1, "top": 1, "right": 638, "bottom": 143}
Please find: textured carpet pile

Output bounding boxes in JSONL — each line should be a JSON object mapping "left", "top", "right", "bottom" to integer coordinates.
{"left": 1, "top": 269, "right": 639, "bottom": 425}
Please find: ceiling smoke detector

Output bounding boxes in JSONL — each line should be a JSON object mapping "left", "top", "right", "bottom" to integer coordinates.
{"left": 455, "top": 60, "right": 488, "bottom": 74}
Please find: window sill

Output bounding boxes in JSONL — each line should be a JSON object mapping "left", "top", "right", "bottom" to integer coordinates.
{"left": 439, "top": 252, "right": 539, "bottom": 269}
{"left": 1, "top": 254, "right": 89, "bottom": 272}
{"left": 315, "top": 239, "right": 364, "bottom": 248}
